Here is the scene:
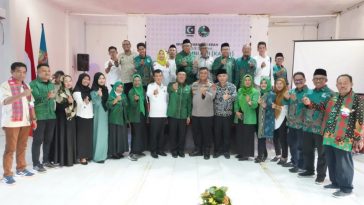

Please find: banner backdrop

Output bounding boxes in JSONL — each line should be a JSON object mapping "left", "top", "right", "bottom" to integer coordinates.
{"left": 146, "top": 15, "right": 251, "bottom": 59}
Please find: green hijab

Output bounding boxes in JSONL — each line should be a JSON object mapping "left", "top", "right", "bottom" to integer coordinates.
{"left": 240, "top": 74, "right": 254, "bottom": 95}
{"left": 131, "top": 74, "right": 145, "bottom": 115}
{"left": 110, "top": 81, "right": 126, "bottom": 101}
{"left": 260, "top": 77, "right": 272, "bottom": 94}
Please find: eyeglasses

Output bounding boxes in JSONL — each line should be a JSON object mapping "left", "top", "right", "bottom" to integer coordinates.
{"left": 294, "top": 79, "right": 304, "bottom": 83}
{"left": 313, "top": 77, "right": 326, "bottom": 81}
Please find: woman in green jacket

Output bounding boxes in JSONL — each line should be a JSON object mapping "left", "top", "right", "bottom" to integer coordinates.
{"left": 128, "top": 74, "right": 148, "bottom": 160}
{"left": 234, "top": 74, "right": 259, "bottom": 161}
{"left": 107, "top": 81, "right": 129, "bottom": 160}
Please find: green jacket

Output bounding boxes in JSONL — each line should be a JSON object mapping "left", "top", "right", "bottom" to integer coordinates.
{"left": 107, "top": 94, "right": 128, "bottom": 125}
{"left": 167, "top": 82, "right": 192, "bottom": 119}
{"left": 234, "top": 56, "right": 257, "bottom": 88}
{"left": 302, "top": 85, "right": 334, "bottom": 134}
{"left": 134, "top": 55, "right": 153, "bottom": 86}
{"left": 175, "top": 51, "right": 196, "bottom": 84}
{"left": 234, "top": 88, "right": 259, "bottom": 124}
{"left": 30, "top": 78, "right": 56, "bottom": 120}
{"left": 212, "top": 56, "right": 236, "bottom": 84}
{"left": 127, "top": 88, "right": 147, "bottom": 123}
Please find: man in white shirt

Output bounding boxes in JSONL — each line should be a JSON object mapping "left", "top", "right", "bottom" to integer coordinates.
{"left": 167, "top": 44, "right": 177, "bottom": 82}
{"left": 193, "top": 43, "right": 214, "bottom": 81}
{"left": 118, "top": 40, "right": 138, "bottom": 94}
{"left": 253, "top": 41, "right": 273, "bottom": 88}
{"left": 146, "top": 69, "right": 168, "bottom": 158}
{"left": 105, "top": 46, "right": 120, "bottom": 90}
{"left": 1, "top": 62, "right": 36, "bottom": 185}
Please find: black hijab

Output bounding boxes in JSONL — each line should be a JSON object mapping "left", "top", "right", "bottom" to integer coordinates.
{"left": 91, "top": 72, "right": 109, "bottom": 111}
{"left": 73, "top": 73, "right": 91, "bottom": 101}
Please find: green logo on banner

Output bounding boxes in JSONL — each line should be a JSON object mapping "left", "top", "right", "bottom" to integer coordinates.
{"left": 198, "top": 26, "right": 210, "bottom": 37}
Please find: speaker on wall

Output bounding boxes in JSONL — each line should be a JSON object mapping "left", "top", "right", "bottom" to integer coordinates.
{"left": 77, "top": 54, "right": 89, "bottom": 71}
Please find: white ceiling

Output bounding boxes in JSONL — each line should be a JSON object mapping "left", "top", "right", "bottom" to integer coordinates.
{"left": 49, "top": 0, "right": 362, "bottom": 16}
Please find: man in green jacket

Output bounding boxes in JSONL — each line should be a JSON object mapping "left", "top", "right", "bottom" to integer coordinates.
{"left": 212, "top": 42, "right": 235, "bottom": 84}
{"left": 235, "top": 44, "right": 257, "bottom": 88}
{"left": 300, "top": 68, "right": 334, "bottom": 184}
{"left": 175, "top": 39, "right": 195, "bottom": 85}
{"left": 30, "top": 64, "right": 56, "bottom": 172}
{"left": 134, "top": 42, "right": 153, "bottom": 89}
{"left": 167, "top": 68, "right": 192, "bottom": 158}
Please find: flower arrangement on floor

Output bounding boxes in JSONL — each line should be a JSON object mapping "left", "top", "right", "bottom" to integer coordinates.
{"left": 200, "top": 186, "right": 232, "bottom": 205}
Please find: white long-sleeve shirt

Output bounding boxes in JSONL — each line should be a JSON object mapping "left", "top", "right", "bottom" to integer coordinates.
{"left": 73, "top": 92, "right": 93, "bottom": 119}
{"left": 254, "top": 55, "right": 273, "bottom": 86}
{"left": 146, "top": 82, "right": 168, "bottom": 118}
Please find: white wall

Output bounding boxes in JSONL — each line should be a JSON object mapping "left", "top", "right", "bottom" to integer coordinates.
{"left": 249, "top": 15, "right": 269, "bottom": 57}
{"left": 318, "top": 18, "right": 336, "bottom": 40}
{"left": 338, "top": 5, "right": 364, "bottom": 39}
{"left": 0, "top": 0, "right": 67, "bottom": 83}
{"left": 268, "top": 25, "right": 318, "bottom": 84}
{"left": 318, "top": 4, "right": 364, "bottom": 40}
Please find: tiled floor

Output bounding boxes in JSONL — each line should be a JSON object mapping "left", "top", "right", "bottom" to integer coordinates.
{"left": 0, "top": 134, "right": 363, "bottom": 205}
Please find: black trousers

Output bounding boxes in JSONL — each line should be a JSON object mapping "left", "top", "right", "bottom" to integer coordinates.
{"left": 273, "top": 119, "right": 288, "bottom": 158}
{"left": 169, "top": 117, "right": 187, "bottom": 153}
{"left": 149, "top": 118, "right": 166, "bottom": 152}
{"left": 32, "top": 119, "right": 56, "bottom": 166}
{"left": 214, "top": 116, "right": 232, "bottom": 154}
{"left": 325, "top": 145, "right": 354, "bottom": 193}
{"left": 257, "top": 138, "right": 268, "bottom": 158}
{"left": 236, "top": 124, "right": 256, "bottom": 158}
{"left": 130, "top": 115, "right": 147, "bottom": 154}
{"left": 191, "top": 116, "right": 213, "bottom": 154}
{"left": 288, "top": 128, "right": 304, "bottom": 169}
{"left": 302, "top": 131, "right": 327, "bottom": 178}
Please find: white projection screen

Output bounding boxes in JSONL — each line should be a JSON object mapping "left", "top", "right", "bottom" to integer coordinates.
{"left": 292, "top": 39, "right": 364, "bottom": 94}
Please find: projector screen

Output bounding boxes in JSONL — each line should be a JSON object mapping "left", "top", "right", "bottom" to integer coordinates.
{"left": 292, "top": 39, "right": 364, "bottom": 94}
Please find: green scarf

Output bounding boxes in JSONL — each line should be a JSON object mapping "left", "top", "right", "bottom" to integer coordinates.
{"left": 109, "top": 81, "right": 127, "bottom": 102}
{"left": 240, "top": 74, "right": 254, "bottom": 95}
{"left": 131, "top": 74, "right": 145, "bottom": 115}
{"left": 260, "top": 77, "right": 272, "bottom": 94}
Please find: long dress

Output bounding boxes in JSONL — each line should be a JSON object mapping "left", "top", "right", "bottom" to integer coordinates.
{"left": 107, "top": 91, "right": 129, "bottom": 156}
{"left": 73, "top": 91, "right": 94, "bottom": 160}
{"left": 91, "top": 91, "right": 109, "bottom": 162}
{"left": 258, "top": 91, "right": 276, "bottom": 139}
{"left": 128, "top": 88, "right": 148, "bottom": 154}
{"left": 52, "top": 89, "right": 77, "bottom": 166}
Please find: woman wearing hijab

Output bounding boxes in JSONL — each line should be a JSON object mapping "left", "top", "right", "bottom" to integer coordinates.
{"left": 73, "top": 73, "right": 93, "bottom": 165}
{"left": 154, "top": 49, "right": 172, "bottom": 86}
{"left": 91, "top": 72, "right": 109, "bottom": 163}
{"left": 272, "top": 78, "right": 290, "bottom": 165}
{"left": 107, "top": 81, "right": 129, "bottom": 160}
{"left": 255, "top": 77, "right": 276, "bottom": 163}
{"left": 53, "top": 75, "right": 77, "bottom": 167}
{"left": 234, "top": 74, "right": 259, "bottom": 161}
{"left": 128, "top": 74, "right": 148, "bottom": 160}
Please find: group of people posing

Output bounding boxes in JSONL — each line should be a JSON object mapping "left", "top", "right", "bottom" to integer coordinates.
{"left": 1, "top": 39, "right": 363, "bottom": 198}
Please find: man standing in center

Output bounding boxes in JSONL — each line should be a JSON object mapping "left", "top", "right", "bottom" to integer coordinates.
{"left": 190, "top": 67, "right": 216, "bottom": 160}
{"left": 167, "top": 68, "right": 192, "bottom": 158}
